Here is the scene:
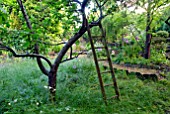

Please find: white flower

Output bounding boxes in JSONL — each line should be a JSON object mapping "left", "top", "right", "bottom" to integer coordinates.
{"left": 14, "top": 99, "right": 17, "bottom": 103}
{"left": 137, "top": 107, "right": 141, "bottom": 110}
{"left": 52, "top": 89, "right": 56, "bottom": 92}
{"left": 65, "top": 106, "right": 70, "bottom": 111}
{"left": 36, "top": 102, "right": 39, "bottom": 105}
{"left": 44, "top": 86, "right": 48, "bottom": 89}
{"left": 40, "top": 111, "right": 43, "bottom": 113}
{"left": 8, "top": 103, "right": 11, "bottom": 105}
{"left": 56, "top": 108, "right": 62, "bottom": 112}
{"left": 48, "top": 86, "right": 52, "bottom": 89}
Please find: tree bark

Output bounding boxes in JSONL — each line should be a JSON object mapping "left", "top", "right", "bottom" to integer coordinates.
{"left": 144, "top": 0, "right": 152, "bottom": 59}
{"left": 48, "top": 70, "right": 57, "bottom": 102}
{"left": 144, "top": 26, "right": 152, "bottom": 59}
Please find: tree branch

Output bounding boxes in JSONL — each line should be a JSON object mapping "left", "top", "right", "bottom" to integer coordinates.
{"left": 73, "top": 0, "right": 82, "bottom": 6}
{"left": 70, "top": 46, "right": 73, "bottom": 59}
{"left": 81, "top": 0, "right": 89, "bottom": 12}
{"left": 37, "top": 40, "right": 66, "bottom": 46}
{"left": 52, "top": 0, "right": 105, "bottom": 72}
{"left": 17, "top": 0, "right": 49, "bottom": 75}
{"left": 101, "top": 0, "right": 108, "bottom": 7}
{"left": 0, "top": 44, "right": 52, "bottom": 74}
{"left": 60, "top": 51, "right": 87, "bottom": 63}
{"left": 165, "top": 16, "right": 170, "bottom": 26}
{"left": 17, "top": 0, "right": 32, "bottom": 30}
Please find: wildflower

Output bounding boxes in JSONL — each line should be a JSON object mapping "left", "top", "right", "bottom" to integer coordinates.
{"left": 44, "top": 86, "right": 48, "bottom": 89}
{"left": 73, "top": 65, "right": 76, "bottom": 69}
{"left": 52, "top": 89, "right": 56, "bottom": 92}
{"left": 14, "top": 99, "right": 17, "bottom": 103}
{"left": 8, "top": 103, "right": 11, "bottom": 105}
{"left": 48, "top": 86, "right": 52, "bottom": 89}
{"left": 40, "top": 111, "right": 43, "bottom": 113}
{"left": 111, "top": 50, "right": 115, "bottom": 55}
{"left": 36, "top": 102, "right": 39, "bottom": 106}
{"left": 56, "top": 108, "right": 62, "bottom": 112}
{"left": 98, "top": 48, "right": 102, "bottom": 52}
{"left": 65, "top": 106, "right": 70, "bottom": 111}
{"left": 125, "top": 39, "right": 129, "bottom": 43}
{"left": 135, "top": 36, "right": 139, "bottom": 40}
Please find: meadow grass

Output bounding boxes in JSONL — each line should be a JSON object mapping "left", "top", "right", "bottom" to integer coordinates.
{"left": 0, "top": 58, "right": 170, "bottom": 114}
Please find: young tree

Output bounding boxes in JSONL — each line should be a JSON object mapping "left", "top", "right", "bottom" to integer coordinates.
{"left": 141, "top": 0, "right": 170, "bottom": 59}
{"left": 0, "top": 0, "right": 108, "bottom": 101}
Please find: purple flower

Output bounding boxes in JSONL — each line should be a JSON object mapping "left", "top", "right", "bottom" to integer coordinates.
{"left": 73, "top": 65, "right": 76, "bottom": 69}
{"left": 98, "top": 48, "right": 102, "bottom": 52}
{"left": 135, "top": 36, "right": 139, "bottom": 40}
{"left": 125, "top": 39, "right": 129, "bottom": 43}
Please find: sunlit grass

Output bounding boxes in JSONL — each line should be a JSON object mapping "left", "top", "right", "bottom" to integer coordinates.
{"left": 0, "top": 58, "right": 170, "bottom": 113}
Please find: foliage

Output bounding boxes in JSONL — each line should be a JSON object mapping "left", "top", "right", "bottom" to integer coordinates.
{"left": 156, "top": 31, "right": 169, "bottom": 38}
{"left": 152, "top": 33, "right": 157, "bottom": 37}
{"left": 0, "top": 0, "right": 79, "bottom": 54}
{"left": 112, "top": 41, "right": 170, "bottom": 66}
{"left": 0, "top": 59, "right": 170, "bottom": 113}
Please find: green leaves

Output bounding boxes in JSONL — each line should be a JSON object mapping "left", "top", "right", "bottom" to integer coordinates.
{"left": 0, "top": 8, "right": 7, "bottom": 24}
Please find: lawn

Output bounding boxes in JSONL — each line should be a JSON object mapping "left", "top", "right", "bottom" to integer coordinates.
{"left": 0, "top": 58, "right": 170, "bottom": 114}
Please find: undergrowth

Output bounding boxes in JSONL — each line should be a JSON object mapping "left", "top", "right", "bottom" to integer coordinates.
{"left": 0, "top": 58, "right": 170, "bottom": 114}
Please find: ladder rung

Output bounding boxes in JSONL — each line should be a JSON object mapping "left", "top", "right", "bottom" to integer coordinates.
{"left": 107, "top": 95, "right": 118, "bottom": 100}
{"left": 98, "top": 59, "right": 108, "bottom": 61}
{"left": 101, "top": 70, "right": 111, "bottom": 74}
{"left": 104, "top": 83, "right": 113, "bottom": 87}
{"left": 94, "top": 46, "right": 105, "bottom": 49}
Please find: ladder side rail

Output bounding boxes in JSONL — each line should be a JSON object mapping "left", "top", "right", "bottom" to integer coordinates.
{"left": 86, "top": 19, "right": 107, "bottom": 105}
{"left": 98, "top": 22, "right": 120, "bottom": 98}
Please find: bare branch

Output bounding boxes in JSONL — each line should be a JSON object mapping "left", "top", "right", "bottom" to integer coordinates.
{"left": 94, "top": 0, "right": 103, "bottom": 19}
{"left": 73, "top": 0, "right": 81, "bottom": 6}
{"left": 0, "top": 44, "right": 52, "bottom": 75}
{"left": 60, "top": 51, "right": 87, "bottom": 63}
{"left": 165, "top": 16, "right": 170, "bottom": 26}
{"left": 101, "top": 0, "right": 108, "bottom": 7}
{"left": 70, "top": 46, "right": 73, "bottom": 59}
{"left": 37, "top": 40, "right": 66, "bottom": 46}
{"left": 17, "top": 0, "right": 32, "bottom": 30}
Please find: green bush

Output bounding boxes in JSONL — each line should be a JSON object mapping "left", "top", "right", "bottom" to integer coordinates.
{"left": 152, "top": 33, "right": 157, "bottom": 37}
{"left": 156, "top": 31, "right": 169, "bottom": 38}
{"left": 52, "top": 45, "right": 62, "bottom": 53}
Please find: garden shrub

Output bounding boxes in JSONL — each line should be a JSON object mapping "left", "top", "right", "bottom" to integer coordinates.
{"left": 152, "top": 33, "right": 157, "bottom": 37}
{"left": 156, "top": 31, "right": 169, "bottom": 38}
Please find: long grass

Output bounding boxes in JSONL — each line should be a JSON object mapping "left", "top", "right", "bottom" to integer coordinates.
{"left": 0, "top": 58, "right": 170, "bottom": 114}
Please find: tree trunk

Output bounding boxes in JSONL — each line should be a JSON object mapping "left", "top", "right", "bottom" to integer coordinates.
{"left": 144, "top": 0, "right": 151, "bottom": 59}
{"left": 48, "top": 69, "right": 57, "bottom": 102}
{"left": 144, "top": 26, "right": 152, "bottom": 59}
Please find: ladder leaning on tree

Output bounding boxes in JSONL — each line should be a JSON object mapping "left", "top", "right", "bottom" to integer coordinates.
{"left": 86, "top": 19, "right": 120, "bottom": 105}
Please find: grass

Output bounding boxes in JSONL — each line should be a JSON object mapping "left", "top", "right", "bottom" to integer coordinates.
{"left": 0, "top": 58, "right": 170, "bottom": 114}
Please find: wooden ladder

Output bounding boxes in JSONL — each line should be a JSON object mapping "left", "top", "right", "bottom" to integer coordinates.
{"left": 86, "top": 20, "right": 120, "bottom": 105}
